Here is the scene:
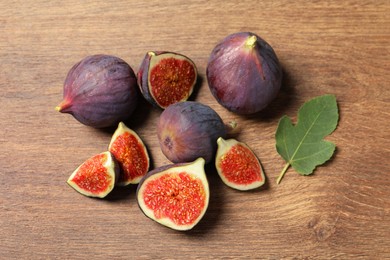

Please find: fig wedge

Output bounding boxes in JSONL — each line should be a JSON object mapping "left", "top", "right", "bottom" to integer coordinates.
{"left": 67, "top": 151, "right": 119, "bottom": 198}
{"left": 109, "top": 122, "right": 150, "bottom": 185}
{"left": 216, "top": 137, "right": 265, "bottom": 190}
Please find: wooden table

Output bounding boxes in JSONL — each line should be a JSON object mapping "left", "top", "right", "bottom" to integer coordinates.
{"left": 1, "top": 1, "right": 389, "bottom": 259}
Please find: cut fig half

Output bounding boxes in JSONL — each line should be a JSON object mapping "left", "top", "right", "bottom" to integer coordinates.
{"left": 67, "top": 151, "right": 119, "bottom": 198}
{"left": 109, "top": 122, "right": 150, "bottom": 186}
{"left": 215, "top": 137, "right": 265, "bottom": 190}
{"left": 136, "top": 158, "right": 209, "bottom": 231}
{"left": 137, "top": 51, "right": 197, "bottom": 109}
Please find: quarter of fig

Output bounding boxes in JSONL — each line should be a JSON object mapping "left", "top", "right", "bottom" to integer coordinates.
{"left": 109, "top": 122, "right": 150, "bottom": 185}
{"left": 56, "top": 54, "right": 139, "bottom": 128}
{"left": 67, "top": 151, "right": 119, "bottom": 198}
{"left": 137, "top": 51, "right": 197, "bottom": 109}
{"left": 215, "top": 137, "right": 265, "bottom": 190}
{"left": 158, "top": 101, "right": 227, "bottom": 164}
{"left": 207, "top": 32, "right": 282, "bottom": 114}
{"left": 136, "top": 158, "right": 209, "bottom": 231}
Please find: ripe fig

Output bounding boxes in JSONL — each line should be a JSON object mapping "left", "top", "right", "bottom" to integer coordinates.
{"left": 157, "top": 101, "right": 227, "bottom": 164}
{"left": 67, "top": 151, "right": 119, "bottom": 198}
{"left": 207, "top": 32, "right": 282, "bottom": 114}
{"left": 56, "top": 54, "right": 139, "bottom": 128}
{"left": 137, "top": 51, "right": 197, "bottom": 109}
{"left": 136, "top": 158, "right": 209, "bottom": 231}
{"left": 215, "top": 137, "right": 265, "bottom": 190}
{"left": 108, "top": 122, "right": 150, "bottom": 186}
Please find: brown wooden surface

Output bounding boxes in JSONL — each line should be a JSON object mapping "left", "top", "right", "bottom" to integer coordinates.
{"left": 1, "top": 1, "right": 389, "bottom": 259}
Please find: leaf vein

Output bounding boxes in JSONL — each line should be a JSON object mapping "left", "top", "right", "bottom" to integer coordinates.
{"left": 291, "top": 145, "right": 333, "bottom": 163}
{"left": 288, "top": 104, "right": 328, "bottom": 162}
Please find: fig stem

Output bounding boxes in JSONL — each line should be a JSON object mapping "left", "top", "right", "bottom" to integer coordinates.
{"left": 55, "top": 99, "right": 72, "bottom": 113}
{"left": 245, "top": 35, "right": 257, "bottom": 48}
{"left": 225, "top": 121, "right": 240, "bottom": 137}
{"left": 276, "top": 162, "right": 290, "bottom": 184}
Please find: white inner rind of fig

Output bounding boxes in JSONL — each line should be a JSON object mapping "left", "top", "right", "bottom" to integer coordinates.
{"left": 137, "top": 158, "right": 209, "bottom": 231}
{"left": 67, "top": 151, "right": 117, "bottom": 198}
{"left": 108, "top": 122, "right": 150, "bottom": 185}
{"left": 147, "top": 52, "right": 197, "bottom": 108}
{"left": 216, "top": 138, "right": 265, "bottom": 191}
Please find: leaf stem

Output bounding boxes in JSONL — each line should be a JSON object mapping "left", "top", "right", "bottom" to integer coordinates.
{"left": 277, "top": 162, "right": 290, "bottom": 184}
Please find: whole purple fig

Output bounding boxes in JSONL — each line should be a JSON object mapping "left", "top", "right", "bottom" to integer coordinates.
{"left": 56, "top": 54, "right": 138, "bottom": 128}
{"left": 157, "top": 101, "right": 227, "bottom": 164}
{"left": 207, "top": 32, "right": 282, "bottom": 114}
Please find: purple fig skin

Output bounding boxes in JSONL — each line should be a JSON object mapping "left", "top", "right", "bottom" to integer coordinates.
{"left": 137, "top": 52, "right": 155, "bottom": 105}
{"left": 56, "top": 54, "right": 139, "bottom": 128}
{"left": 157, "top": 101, "right": 226, "bottom": 164}
{"left": 207, "top": 32, "right": 282, "bottom": 114}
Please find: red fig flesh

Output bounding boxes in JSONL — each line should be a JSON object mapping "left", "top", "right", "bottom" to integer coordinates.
{"left": 56, "top": 54, "right": 138, "bottom": 128}
{"left": 136, "top": 158, "right": 209, "bottom": 231}
{"left": 67, "top": 151, "right": 119, "bottom": 198}
{"left": 108, "top": 122, "right": 150, "bottom": 185}
{"left": 216, "top": 137, "right": 265, "bottom": 190}
{"left": 157, "top": 101, "right": 226, "bottom": 163}
{"left": 207, "top": 32, "right": 282, "bottom": 114}
{"left": 137, "top": 51, "right": 197, "bottom": 109}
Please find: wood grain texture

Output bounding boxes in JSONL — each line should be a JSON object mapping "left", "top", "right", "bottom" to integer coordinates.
{"left": 1, "top": 0, "right": 389, "bottom": 259}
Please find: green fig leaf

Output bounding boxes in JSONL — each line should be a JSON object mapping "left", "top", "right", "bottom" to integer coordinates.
{"left": 275, "top": 94, "right": 339, "bottom": 184}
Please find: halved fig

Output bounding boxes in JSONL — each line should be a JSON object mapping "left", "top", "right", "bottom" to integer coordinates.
{"left": 137, "top": 51, "right": 197, "bottom": 109}
{"left": 108, "top": 122, "right": 150, "bottom": 185}
{"left": 67, "top": 151, "right": 119, "bottom": 198}
{"left": 215, "top": 137, "right": 265, "bottom": 190}
{"left": 136, "top": 158, "right": 209, "bottom": 231}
